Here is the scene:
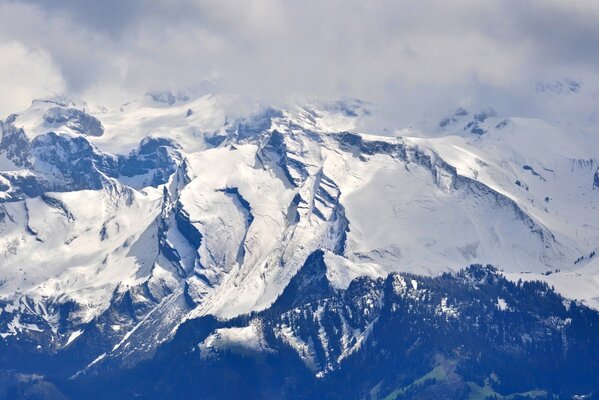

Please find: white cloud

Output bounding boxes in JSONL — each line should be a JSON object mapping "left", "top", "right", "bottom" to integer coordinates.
{"left": 0, "top": 0, "right": 598, "bottom": 125}
{"left": 0, "top": 40, "right": 65, "bottom": 117}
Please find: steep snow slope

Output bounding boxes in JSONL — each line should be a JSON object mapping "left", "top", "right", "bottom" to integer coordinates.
{"left": 0, "top": 186, "right": 165, "bottom": 325}
{"left": 420, "top": 110, "right": 599, "bottom": 307}
{"left": 0, "top": 94, "right": 598, "bottom": 368}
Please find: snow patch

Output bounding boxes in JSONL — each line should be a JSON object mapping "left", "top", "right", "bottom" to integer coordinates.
{"left": 198, "top": 320, "right": 270, "bottom": 359}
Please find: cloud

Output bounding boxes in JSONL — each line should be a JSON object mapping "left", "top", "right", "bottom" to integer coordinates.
{"left": 0, "top": 0, "right": 598, "bottom": 125}
{"left": 0, "top": 40, "right": 65, "bottom": 117}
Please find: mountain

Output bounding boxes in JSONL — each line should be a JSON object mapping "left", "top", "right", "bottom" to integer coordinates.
{"left": 58, "top": 263, "right": 599, "bottom": 400}
{"left": 1, "top": 93, "right": 599, "bottom": 399}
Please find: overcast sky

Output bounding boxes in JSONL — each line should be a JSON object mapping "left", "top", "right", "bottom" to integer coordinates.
{"left": 1, "top": 0, "right": 598, "bottom": 125}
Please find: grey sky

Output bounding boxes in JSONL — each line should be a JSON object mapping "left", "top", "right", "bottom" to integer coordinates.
{"left": 1, "top": 0, "right": 598, "bottom": 125}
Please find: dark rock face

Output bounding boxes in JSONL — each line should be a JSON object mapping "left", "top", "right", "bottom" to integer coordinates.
{"left": 257, "top": 130, "right": 309, "bottom": 187}
{"left": 464, "top": 110, "right": 496, "bottom": 136}
{"left": 43, "top": 107, "right": 104, "bottom": 137}
{"left": 0, "top": 121, "right": 30, "bottom": 167}
{"left": 0, "top": 122, "right": 180, "bottom": 201}
{"left": 117, "top": 137, "right": 180, "bottom": 188}
{"left": 235, "top": 108, "right": 283, "bottom": 141}
{"left": 269, "top": 249, "right": 335, "bottom": 312}
{"left": 174, "top": 205, "right": 203, "bottom": 250}
{"left": 30, "top": 132, "right": 109, "bottom": 189}
{"left": 0, "top": 131, "right": 112, "bottom": 200}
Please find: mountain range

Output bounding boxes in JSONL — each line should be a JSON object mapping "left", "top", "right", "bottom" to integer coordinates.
{"left": 1, "top": 92, "right": 599, "bottom": 399}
